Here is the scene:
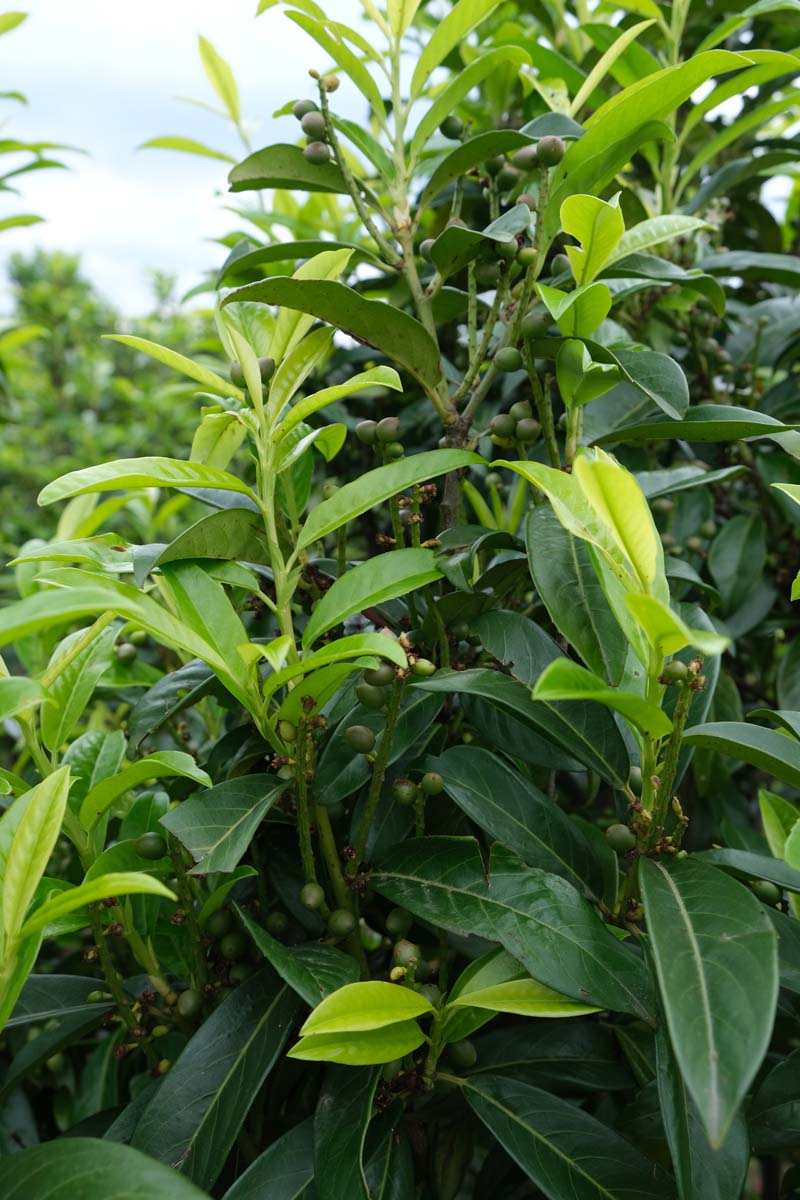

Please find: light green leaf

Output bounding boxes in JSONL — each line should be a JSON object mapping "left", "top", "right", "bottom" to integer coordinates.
{"left": 275, "top": 366, "right": 402, "bottom": 441}
{"left": 141, "top": 136, "right": 235, "bottom": 162}
{"left": 21, "top": 873, "right": 175, "bottom": 939}
{"left": 608, "top": 215, "right": 710, "bottom": 266}
{"left": 535, "top": 281, "right": 612, "bottom": 337}
{"left": 288, "top": 12, "right": 386, "bottom": 120}
{"left": 288, "top": 1021, "right": 426, "bottom": 1065}
{"left": 696, "top": 0, "right": 800, "bottom": 54}
{"left": 300, "top": 981, "right": 435, "bottom": 1036}
{"left": 573, "top": 450, "right": 663, "bottom": 595}
{"left": 104, "top": 334, "right": 241, "bottom": 397}
{"left": 302, "top": 548, "right": 443, "bottom": 647}
{"left": 40, "top": 622, "right": 118, "bottom": 753}
{"left": 1, "top": 767, "right": 71, "bottom": 945}
{"left": 626, "top": 594, "right": 730, "bottom": 658}
{"left": 38, "top": 457, "right": 257, "bottom": 507}
{"left": 79, "top": 751, "right": 211, "bottom": 831}
{"left": 264, "top": 633, "right": 406, "bottom": 704}
{"left": 410, "top": 0, "right": 506, "bottom": 97}
{"left": 0, "top": 676, "right": 44, "bottom": 722}
{"left": 299, "top": 450, "right": 483, "bottom": 549}
{"left": 229, "top": 143, "right": 349, "bottom": 195}
{"left": 759, "top": 788, "right": 799, "bottom": 859}
{"left": 198, "top": 35, "right": 240, "bottom": 123}
{"left": 569, "top": 20, "right": 655, "bottom": 118}
{"left": 556, "top": 339, "right": 620, "bottom": 409}
{"left": 388, "top": 0, "right": 421, "bottom": 35}
{"left": 560, "top": 192, "right": 625, "bottom": 285}
{"left": 448, "top": 977, "right": 600, "bottom": 1017}
{"left": 533, "top": 658, "right": 673, "bottom": 737}
{"left": 267, "top": 325, "right": 335, "bottom": 421}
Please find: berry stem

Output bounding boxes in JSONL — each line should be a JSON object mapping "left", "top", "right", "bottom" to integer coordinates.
{"left": 350, "top": 673, "right": 406, "bottom": 873}
{"left": 295, "top": 720, "right": 319, "bottom": 887}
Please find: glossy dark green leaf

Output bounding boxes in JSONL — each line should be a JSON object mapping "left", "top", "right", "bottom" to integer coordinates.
{"left": 749, "top": 1047, "right": 800, "bottom": 1153}
{"left": 414, "top": 669, "right": 630, "bottom": 787}
{"left": 525, "top": 507, "right": 627, "bottom": 683}
{"left": 7, "top": 974, "right": 113, "bottom": 1027}
{"left": 237, "top": 906, "right": 358, "bottom": 1006}
{"left": 636, "top": 464, "right": 746, "bottom": 499}
{"left": 430, "top": 204, "right": 531, "bottom": 278}
{"left": 768, "top": 907, "right": 800, "bottom": 993}
{"left": 1, "top": 1138, "right": 212, "bottom": 1200}
{"left": 464, "top": 1074, "right": 674, "bottom": 1199}
{"left": 0, "top": 1009, "right": 107, "bottom": 1099}
{"left": 373, "top": 837, "right": 655, "bottom": 1019}
{"left": 471, "top": 607, "right": 561, "bottom": 683}
{"left": 223, "top": 278, "right": 444, "bottom": 393}
{"left": 640, "top": 857, "right": 778, "bottom": 1146}
{"left": 161, "top": 776, "right": 284, "bottom": 875}
{"left": 655, "top": 1025, "right": 749, "bottom": 1200}
{"left": 219, "top": 238, "right": 383, "bottom": 285}
{"left": 694, "top": 847, "right": 800, "bottom": 894}
{"left": 701, "top": 250, "right": 800, "bottom": 286}
{"left": 364, "top": 1109, "right": 414, "bottom": 1200}
{"left": 155, "top": 508, "right": 267, "bottom": 569}
{"left": 430, "top": 745, "right": 606, "bottom": 902}
{"left": 708, "top": 514, "right": 766, "bottom": 613}
{"left": 469, "top": 1022, "right": 634, "bottom": 1092}
{"left": 594, "top": 404, "right": 800, "bottom": 445}
{"left": 222, "top": 1117, "right": 315, "bottom": 1200}
{"left": 229, "top": 143, "right": 348, "bottom": 193}
{"left": 314, "top": 1066, "right": 378, "bottom": 1200}
{"left": 127, "top": 659, "right": 220, "bottom": 749}
{"left": 132, "top": 968, "right": 299, "bottom": 1188}
{"left": 683, "top": 721, "right": 800, "bottom": 788}
{"left": 420, "top": 130, "right": 533, "bottom": 208}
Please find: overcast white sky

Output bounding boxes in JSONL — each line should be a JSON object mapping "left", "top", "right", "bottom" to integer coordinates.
{"left": 1, "top": 0, "right": 363, "bottom": 313}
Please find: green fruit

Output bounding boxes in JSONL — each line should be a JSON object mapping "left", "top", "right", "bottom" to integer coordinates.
{"left": 364, "top": 662, "right": 395, "bottom": 687}
{"left": 384, "top": 441, "right": 404, "bottom": 460}
{"left": 521, "top": 309, "right": 550, "bottom": 339}
{"left": 439, "top": 115, "right": 464, "bottom": 139}
{"left": 264, "top": 912, "right": 288, "bottom": 938}
{"left": 751, "top": 879, "right": 782, "bottom": 906}
{"left": 605, "top": 824, "right": 636, "bottom": 854}
{"left": 277, "top": 719, "right": 297, "bottom": 743}
{"left": 516, "top": 246, "right": 537, "bottom": 266}
{"left": 490, "top": 413, "right": 517, "bottom": 438}
{"left": 483, "top": 155, "right": 505, "bottom": 176}
{"left": 496, "top": 165, "right": 520, "bottom": 190}
{"left": 686, "top": 535, "right": 704, "bottom": 552}
{"left": 355, "top": 419, "right": 377, "bottom": 444}
{"left": 536, "top": 135, "right": 565, "bottom": 166}
{"left": 303, "top": 141, "right": 330, "bottom": 165}
{"left": 516, "top": 418, "right": 540, "bottom": 443}
{"left": 258, "top": 356, "right": 276, "bottom": 382}
{"left": 46, "top": 1052, "right": 65, "bottom": 1072}
{"left": 277, "top": 764, "right": 295, "bottom": 782}
{"left": 701, "top": 520, "right": 717, "bottom": 538}
{"left": 115, "top": 641, "right": 137, "bottom": 663}
{"left": 475, "top": 261, "right": 501, "bottom": 286}
{"left": 205, "top": 908, "right": 233, "bottom": 940}
{"left": 421, "top": 771, "right": 444, "bottom": 796}
{"left": 446, "top": 1039, "right": 477, "bottom": 1069}
{"left": 420, "top": 238, "right": 435, "bottom": 261}
{"left": 129, "top": 629, "right": 147, "bottom": 646}
{"left": 300, "top": 110, "right": 327, "bottom": 139}
{"left": 392, "top": 939, "right": 420, "bottom": 967}
{"left": 327, "top": 908, "right": 357, "bottom": 937}
{"left": 176, "top": 988, "right": 203, "bottom": 1018}
{"left": 628, "top": 766, "right": 643, "bottom": 796}
{"left": 518, "top": 191, "right": 537, "bottom": 209}
{"left": 392, "top": 779, "right": 418, "bottom": 806}
{"left": 376, "top": 415, "right": 401, "bottom": 443}
{"left": 412, "top": 658, "right": 436, "bottom": 677}
{"left": 663, "top": 659, "right": 689, "bottom": 683}
{"left": 229, "top": 962, "right": 254, "bottom": 983}
{"left": 292, "top": 98, "right": 318, "bottom": 119}
{"left": 509, "top": 400, "right": 533, "bottom": 421}
{"left": 230, "top": 360, "right": 245, "bottom": 386}
{"left": 356, "top": 681, "right": 388, "bottom": 710}
{"left": 135, "top": 832, "right": 167, "bottom": 860}
{"left": 551, "top": 252, "right": 571, "bottom": 276}
{"left": 344, "top": 724, "right": 376, "bottom": 754}
{"left": 322, "top": 74, "right": 340, "bottom": 92}
{"left": 300, "top": 882, "right": 326, "bottom": 910}
{"left": 385, "top": 907, "right": 413, "bottom": 937}
{"left": 494, "top": 238, "right": 518, "bottom": 261}
{"left": 219, "top": 931, "right": 248, "bottom": 960}
{"left": 512, "top": 145, "right": 539, "bottom": 171}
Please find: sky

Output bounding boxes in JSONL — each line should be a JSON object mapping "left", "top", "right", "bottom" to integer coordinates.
{"left": 1, "top": 0, "right": 364, "bottom": 313}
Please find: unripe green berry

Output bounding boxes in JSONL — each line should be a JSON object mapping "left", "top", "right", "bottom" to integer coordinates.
{"left": 605, "top": 823, "right": 636, "bottom": 854}
{"left": 475, "top": 261, "right": 501, "bottom": 285}
{"left": 663, "top": 659, "right": 689, "bottom": 684}
{"left": 230, "top": 360, "right": 245, "bottom": 386}
{"left": 115, "top": 641, "right": 137, "bottom": 663}
{"left": 303, "top": 141, "right": 330, "bottom": 165}
{"left": 393, "top": 779, "right": 418, "bottom": 806}
{"left": 496, "top": 165, "right": 520, "bottom": 190}
{"left": 496, "top": 347, "right": 523, "bottom": 373}
{"left": 258, "top": 356, "right": 276, "bottom": 382}
{"left": 392, "top": 939, "right": 420, "bottom": 967}
{"left": 446, "top": 1039, "right": 477, "bottom": 1069}
{"left": 322, "top": 74, "right": 340, "bottom": 92}
{"left": 751, "top": 879, "right": 781, "bottom": 906}
{"left": 420, "top": 238, "right": 436, "bottom": 261}
{"left": 355, "top": 419, "right": 377, "bottom": 444}
{"left": 292, "top": 99, "right": 318, "bottom": 119}
{"left": 509, "top": 400, "right": 533, "bottom": 421}
{"left": 551, "top": 252, "right": 571, "bottom": 276}
{"left": 278, "top": 719, "right": 297, "bottom": 743}
{"left": 516, "top": 418, "right": 540, "bottom": 443}
{"left": 490, "top": 413, "right": 517, "bottom": 438}
{"left": 356, "top": 681, "right": 388, "bottom": 710}
{"left": 328, "top": 908, "right": 357, "bottom": 937}
{"left": 521, "top": 309, "right": 550, "bottom": 339}
{"left": 516, "top": 246, "right": 537, "bottom": 266}
{"left": 512, "top": 144, "right": 539, "bottom": 171}
{"left": 536, "top": 135, "right": 565, "bottom": 166}
{"left": 385, "top": 907, "right": 413, "bottom": 937}
{"left": 439, "top": 115, "right": 464, "bottom": 139}
{"left": 135, "top": 832, "right": 167, "bottom": 860}
{"left": 300, "top": 882, "right": 326, "bottom": 910}
{"left": 384, "top": 441, "right": 404, "bottom": 460}
{"left": 176, "top": 988, "right": 203, "bottom": 1018}
{"left": 412, "top": 658, "right": 436, "bottom": 677}
{"left": 129, "top": 629, "right": 147, "bottom": 646}
{"left": 364, "top": 662, "right": 395, "bottom": 687}
{"left": 628, "top": 766, "right": 643, "bottom": 796}
{"left": 419, "top": 983, "right": 442, "bottom": 1005}
{"left": 483, "top": 155, "right": 505, "bottom": 176}
{"left": 301, "top": 110, "right": 327, "bottom": 138}
{"left": 220, "top": 931, "right": 249, "bottom": 960}
{"left": 264, "top": 912, "right": 288, "bottom": 938}
{"left": 494, "top": 238, "right": 518, "bottom": 260}
{"left": 229, "top": 962, "right": 254, "bottom": 983}
{"left": 205, "top": 908, "right": 233, "bottom": 940}
{"left": 421, "top": 771, "right": 444, "bottom": 796}
{"left": 344, "top": 724, "right": 376, "bottom": 754}
{"left": 701, "top": 520, "right": 717, "bottom": 538}
{"left": 376, "top": 416, "right": 401, "bottom": 443}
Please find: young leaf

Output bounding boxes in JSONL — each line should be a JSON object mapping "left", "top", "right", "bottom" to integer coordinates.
{"left": 560, "top": 193, "right": 625, "bottom": 284}
{"left": 288, "top": 1022, "right": 426, "bottom": 1065}
{"left": 79, "top": 751, "right": 211, "bottom": 830}
{"left": 40, "top": 622, "right": 118, "bottom": 753}
{"left": 299, "top": 981, "right": 435, "bottom": 1037}
{"left": 103, "top": 334, "right": 242, "bottom": 397}
{"left": 535, "top": 281, "right": 612, "bottom": 338}
{"left": 448, "top": 977, "right": 600, "bottom": 1017}
{"left": 38, "top": 457, "right": 257, "bottom": 507}
{"left": 1, "top": 767, "right": 71, "bottom": 945}
{"left": 626, "top": 595, "right": 730, "bottom": 658}
{"left": 410, "top": 0, "right": 504, "bottom": 97}
{"left": 640, "top": 857, "right": 778, "bottom": 1147}
{"left": 302, "top": 548, "right": 443, "bottom": 647}
{"left": 533, "top": 658, "right": 673, "bottom": 737}
{"left": 20, "top": 871, "right": 176, "bottom": 939}
{"left": 198, "top": 35, "right": 240, "bottom": 123}
{"left": 0, "top": 676, "right": 44, "bottom": 722}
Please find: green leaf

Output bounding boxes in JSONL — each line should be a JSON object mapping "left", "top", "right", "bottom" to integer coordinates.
{"left": 154, "top": 508, "right": 266, "bottom": 569}
{"left": 560, "top": 192, "right": 625, "bottom": 284}
{"left": 21, "top": 871, "right": 175, "bottom": 938}
{"left": 38, "top": 456, "right": 256, "bottom": 507}
{"left": 430, "top": 204, "right": 532, "bottom": 279}
{"left": 275, "top": 365, "right": 402, "bottom": 441}
{"left": 0, "top": 13, "right": 27, "bottom": 37}
{"left": 415, "top": 668, "right": 630, "bottom": 787}
{"left": 533, "top": 658, "right": 672, "bottom": 737}
{"left": 626, "top": 594, "right": 730, "bottom": 658}
{"left": 288, "top": 1021, "right": 427, "bottom": 1064}
{"left": 759, "top": 788, "right": 800, "bottom": 858}
{"left": 128, "top": 659, "right": 218, "bottom": 749}
{"left": 141, "top": 135, "right": 234, "bottom": 162}
{"left": 0, "top": 675, "right": 44, "bottom": 722}
{"left": 609, "top": 215, "right": 710, "bottom": 265}
{"left": 597, "top": 404, "right": 800, "bottom": 445}
{"left": 1, "top": 767, "right": 71, "bottom": 945}
{"left": 419, "top": 129, "right": 533, "bottom": 209}
{"left": 449, "top": 977, "right": 600, "bottom": 1017}
{"left": 468, "top": 1021, "right": 634, "bottom": 1091}
{"left": 104, "top": 334, "right": 242, "bottom": 397}
{"left": 683, "top": 721, "right": 800, "bottom": 788}
{"left": 299, "top": 449, "right": 483, "bottom": 549}
{"left": 640, "top": 856, "right": 778, "bottom": 1147}
{"left": 79, "top": 751, "right": 211, "bottom": 830}
{"left": 237, "top": 907, "right": 358, "bottom": 1006}
{"left": 229, "top": 143, "right": 349, "bottom": 194}
{"left": 223, "top": 277, "right": 444, "bottom": 395}
{"left": 40, "top": 622, "right": 118, "bottom": 752}
{"left": 525, "top": 507, "right": 627, "bottom": 682}
{"left": 7, "top": 974, "right": 113, "bottom": 1028}
{"left": 302, "top": 548, "right": 443, "bottom": 647}
{"left": 300, "top": 981, "right": 435, "bottom": 1037}
{"left": 569, "top": 19, "right": 655, "bottom": 117}
{"left": 555, "top": 340, "right": 620, "bottom": 409}
{"left": 410, "top": 47, "right": 530, "bottom": 162}
{"left": 0, "top": 1138, "right": 213, "bottom": 1200}
{"left": 536, "top": 281, "right": 611, "bottom": 338}
{"left": 263, "top": 633, "right": 407, "bottom": 704}
{"left": 410, "top": 0, "right": 504, "bottom": 97}
{"left": 132, "top": 970, "right": 299, "bottom": 1189}
{"left": 429, "top": 744, "right": 607, "bottom": 902}
{"left": 198, "top": 35, "right": 240, "bottom": 123}
{"left": 694, "top": 847, "right": 800, "bottom": 894}
{"left": 750, "top": 1046, "right": 800, "bottom": 1154}
{"left": 373, "top": 838, "right": 655, "bottom": 1020}
{"left": 465, "top": 1074, "right": 674, "bottom": 1199}
{"left": 223, "top": 1118, "right": 315, "bottom": 1200}
{"left": 161, "top": 777, "right": 284, "bottom": 874}
{"left": 708, "top": 514, "right": 766, "bottom": 613}
{"left": 288, "top": 12, "right": 386, "bottom": 120}
{"left": 314, "top": 1067, "right": 378, "bottom": 1200}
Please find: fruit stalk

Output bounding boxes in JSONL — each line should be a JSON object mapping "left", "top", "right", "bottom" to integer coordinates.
{"left": 350, "top": 673, "right": 406, "bottom": 873}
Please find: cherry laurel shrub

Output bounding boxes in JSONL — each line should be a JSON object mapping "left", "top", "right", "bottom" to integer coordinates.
{"left": 3, "top": 2, "right": 800, "bottom": 1197}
